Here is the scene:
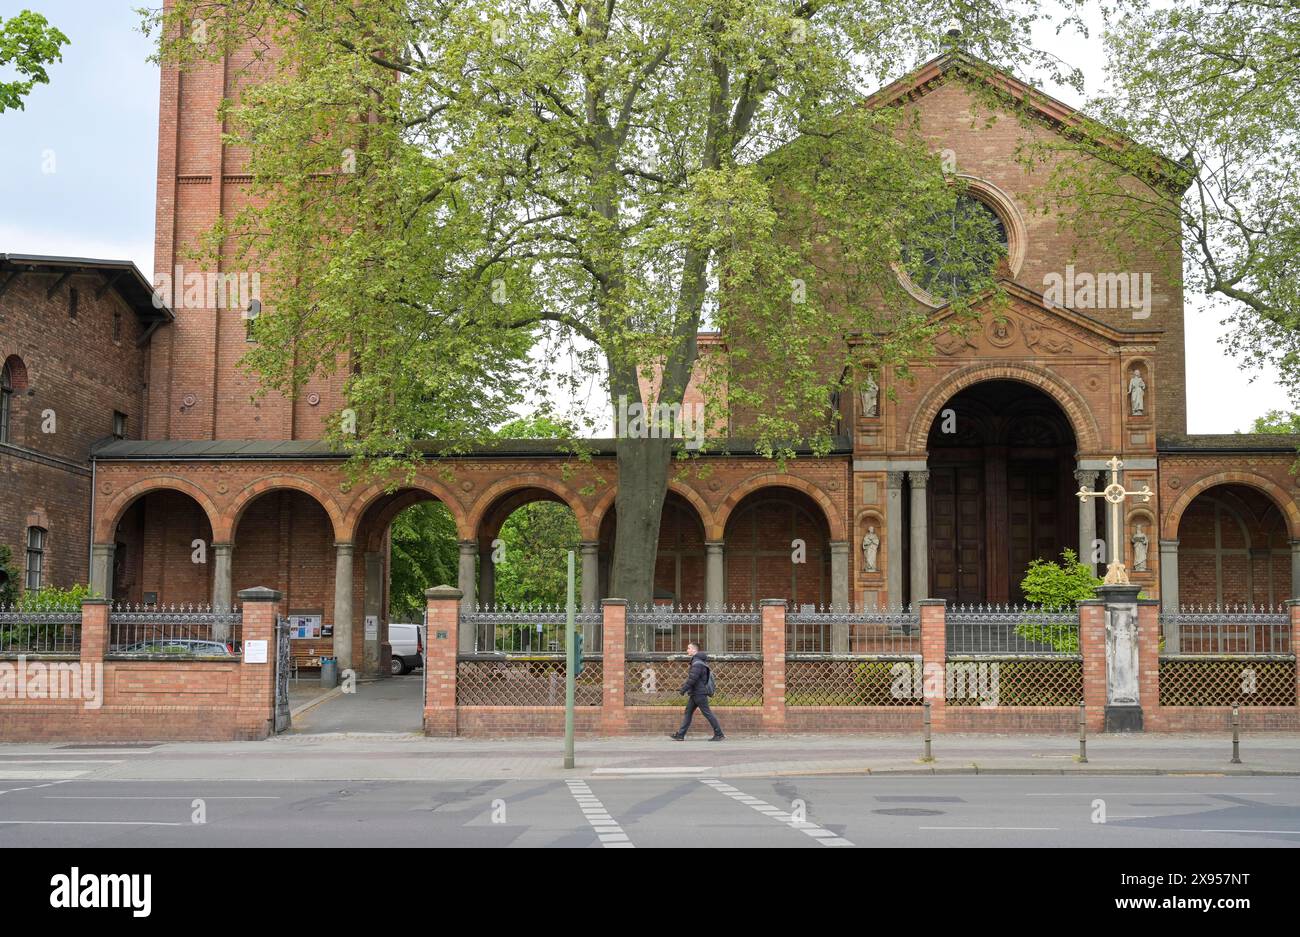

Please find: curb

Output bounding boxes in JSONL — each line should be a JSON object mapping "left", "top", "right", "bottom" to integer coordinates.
{"left": 290, "top": 687, "right": 344, "bottom": 719}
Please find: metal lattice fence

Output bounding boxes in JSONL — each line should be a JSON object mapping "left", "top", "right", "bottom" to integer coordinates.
{"left": 107, "top": 603, "right": 243, "bottom": 657}
{"left": 945, "top": 657, "right": 1084, "bottom": 707}
{"left": 625, "top": 606, "right": 761, "bottom": 654}
{"left": 785, "top": 656, "right": 922, "bottom": 706}
{"left": 456, "top": 656, "right": 604, "bottom": 706}
{"left": 947, "top": 605, "right": 1081, "bottom": 656}
{"left": 786, "top": 607, "right": 920, "bottom": 654}
{"left": 460, "top": 606, "right": 603, "bottom": 654}
{"left": 0, "top": 603, "right": 82, "bottom": 654}
{"left": 1158, "top": 657, "right": 1296, "bottom": 707}
{"left": 1159, "top": 608, "right": 1291, "bottom": 655}
{"left": 623, "top": 655, "right": 763, "bottom": 706}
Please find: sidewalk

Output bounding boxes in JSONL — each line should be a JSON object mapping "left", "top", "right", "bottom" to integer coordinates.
{"left": 4, "top": 732, "right": 1298, "bottom": 781}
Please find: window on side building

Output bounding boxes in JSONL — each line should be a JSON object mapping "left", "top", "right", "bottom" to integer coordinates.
{"left": 25, "top": 527, "right": 46, "bottom": 592}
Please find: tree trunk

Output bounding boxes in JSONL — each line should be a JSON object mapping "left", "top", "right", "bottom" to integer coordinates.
{"left": 609, "top": 435, "right": 674, "bottom": 606}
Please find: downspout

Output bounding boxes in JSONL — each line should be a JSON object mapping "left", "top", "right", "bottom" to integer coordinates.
{"left": 87, "top": 455, "right": 96, "bottom": 593}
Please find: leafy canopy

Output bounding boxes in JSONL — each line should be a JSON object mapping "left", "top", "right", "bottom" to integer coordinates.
{"left": 0, "top": 10, "right": 69, "bottom": 113}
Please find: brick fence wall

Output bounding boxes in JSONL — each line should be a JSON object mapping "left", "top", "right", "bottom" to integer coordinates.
{"left": 426, "top": 593, "right": 1300, "bottom": 737}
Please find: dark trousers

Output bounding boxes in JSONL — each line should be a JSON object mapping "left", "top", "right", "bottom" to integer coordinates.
{"left": 678, "top": 694, "right": 723, "bottom": 736}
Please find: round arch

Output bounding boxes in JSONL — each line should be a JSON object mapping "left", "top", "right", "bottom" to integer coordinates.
{"left": 905, "top": 362, "right": 1102, "bottom": 454}
{"left": 712, "top": 474, "right": 845, "bottom": 542}
{"left": 341, "top": 476, "right": 469, "bottom": 542}
{"left": 588, "top": 481, "right": 716, "bottom": 543}
{"left": 96, "top": 476, "right": 221, "bottom": 542}
{"left": 467, "top": 474, "right": 589, "bottom": 541}
{"left": 1163, "top": 472, "right": 1300, "bottom": 542}
{"left": 224, "top": 474, "right": 347, "bottom": 543}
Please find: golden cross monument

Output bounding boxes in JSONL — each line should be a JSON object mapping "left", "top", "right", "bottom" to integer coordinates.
{"left": 1077, "top": 456, "right": 1152, "bottom": 585}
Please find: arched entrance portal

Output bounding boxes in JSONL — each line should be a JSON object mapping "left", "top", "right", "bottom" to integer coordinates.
{"left": 926, "top": 380, "right": 1079, "bottom": 604}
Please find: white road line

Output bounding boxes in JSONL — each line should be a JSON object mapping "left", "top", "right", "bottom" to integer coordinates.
{"left": 44, "top": 796, "right": 281, "bottom": 801}
{"left": 698, "top": 778, "right": 853, "bottom": 847}
{"left": 0, "top": 771, "right": 89, "bottom": 780}
{"left": 565, "top": 780, "right": 634, "bottom": 848}
{"left": 0, "top": 780, "right": 71, "bottom": 798}
{"left": 1025, "top": 792, "right": 1278, "bottom": 797}
{"left": 0, "top": 760, "right": 123, "bottom": 764}
{"left": 1181, "top": 828, "right": 1300, "bottom": 835}
{"left": 0, "top": 820, "right": 186, "bottom": 826}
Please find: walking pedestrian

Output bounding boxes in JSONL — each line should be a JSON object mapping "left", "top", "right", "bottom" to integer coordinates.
{"left": 670, "top": 642, "right": 724, "bottom": 741}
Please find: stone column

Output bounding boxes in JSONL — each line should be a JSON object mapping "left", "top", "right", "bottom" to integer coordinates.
{"left": 1159, "top": 540, "right": 1180, "bottom": 652}
{"left": 909, "top": 471, "right": 930, "bottom": 604}
{"left": 886, "top": 471, "right": 906, "bottom": 609}
{"left": 704, "top": 541, "right": 725, "bottom": 611}
{"left": 1098, "top": 584, "right": 1143, "bottom": 732}
{"left": 332, "top": 542, "right": 354, "bottom": 672}
{"left": 90, "top": 543, "right": 115, "bottom": 599}
{"left": 211, "top": 542, "right": 234, "bottom": 642}
{"left": 580, "top": 541, "right": 600, "bottom": 611}
{"left": 363, "top": 551, "right": 384, "bottom": 675}
{"left": 1075, "top": 470, "right": 1099, "bottom": 574}
{"left": 829, "top": 541, "right": 851, "bottom": 653}
{"left": 458, "top": 541, "right": 477, "bottom": 654}
{"left": 422, "top": 585, "right": 461, "bottom": 737}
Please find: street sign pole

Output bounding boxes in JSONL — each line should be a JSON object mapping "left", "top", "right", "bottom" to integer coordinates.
{"left": 564, "top": 549, "right": 576, "bottom": 769}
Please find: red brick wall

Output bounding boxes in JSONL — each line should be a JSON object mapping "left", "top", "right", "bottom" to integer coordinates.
{"left": 1, "top": 273, "right": 152, "bottom": 592}
{"left": 1176, "top": 483, "right": 1292, "bottom": 607}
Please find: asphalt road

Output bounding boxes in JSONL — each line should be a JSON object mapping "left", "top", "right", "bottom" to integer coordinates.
{"left": 1, "top": 774, "right": 1297, "bottom": 848}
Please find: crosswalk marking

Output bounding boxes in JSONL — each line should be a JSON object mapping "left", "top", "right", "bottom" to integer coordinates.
{"left": 699, "top": 778, "right": 854, "bottom": 847}
{"left": 565, "top": 780, "right": 635, "bottom": 848}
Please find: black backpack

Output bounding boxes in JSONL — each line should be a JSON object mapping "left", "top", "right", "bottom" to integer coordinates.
{"left": 703, "top": 665, "right": 716, "bottom": 697}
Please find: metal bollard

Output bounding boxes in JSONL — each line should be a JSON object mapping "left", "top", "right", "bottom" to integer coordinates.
{"left": 1230, "top": 705, "right": 1241, "bottom": 765}
{"left": 921, "top": 700, "right": 934, "bottom": 762}
{"left": 1077, "top": 702, "right": 1088, "bottom": 763}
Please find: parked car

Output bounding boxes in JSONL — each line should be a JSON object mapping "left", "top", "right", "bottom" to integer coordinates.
{"left": 114, "top": 638, "right": 236, "bottom": 656}
{"left": 388, "top": 622, "right": 424, "bottom": 675}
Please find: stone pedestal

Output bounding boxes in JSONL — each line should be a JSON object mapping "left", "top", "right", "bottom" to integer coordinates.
{"left": 1099, "top": 584, "right": 1143, "bottom": 732}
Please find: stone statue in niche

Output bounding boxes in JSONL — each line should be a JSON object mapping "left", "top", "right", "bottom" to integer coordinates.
{"left": 1128, "top": 368, "right": 1147, "bottom": 416}
{"left": 859, "top": 372, "right": 879, "bottom": 418}
{"left": 1105, "top": 604, "right": 1140, "bottom": 706}
{"left": 861, "top": 526, "right": 880, "bottom": 572}
{"left": 1131, "top": 523, "right": 1149, "bottom": 572}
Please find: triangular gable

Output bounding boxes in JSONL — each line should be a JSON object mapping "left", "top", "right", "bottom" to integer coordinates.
{"left": 866, "top": 50, "right": 1190, "bottom": 194}
{"left": 926, "top": 279, "right": 1162, "bottom": 359}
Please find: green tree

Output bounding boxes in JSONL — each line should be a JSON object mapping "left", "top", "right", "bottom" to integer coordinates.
{"left": 0, "top": 10, "right": 69, "bottom": 113}
{"left": 1016, "top": 549, "right": 1100, "bottom": 653}
{"left": 1023, "top": 0, "right": 1300, "bottom": 399}
{"left": 149, "top": 0, "right": 1079, "bottom": 603}
{"left": 1245, "top": 410, "right": 1300, "bottom": 435}
{"left": 0, "top": 545, "right": 19, "bottom": 607}
{"left": 387, "top": 500, "right": 460, "bottom": 621}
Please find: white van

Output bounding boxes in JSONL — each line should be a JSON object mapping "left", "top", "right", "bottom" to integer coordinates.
{"left": 388, "top": 623, "right": 424, "bottom": 675}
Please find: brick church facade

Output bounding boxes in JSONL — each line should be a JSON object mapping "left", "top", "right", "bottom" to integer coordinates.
{"left": 8, "top": 44, "right": 1299, "bottom": 680}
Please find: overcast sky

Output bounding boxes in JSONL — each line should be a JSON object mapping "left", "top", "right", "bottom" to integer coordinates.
{"left": 0, "top": 0, "right": 1291, "bottom": 433}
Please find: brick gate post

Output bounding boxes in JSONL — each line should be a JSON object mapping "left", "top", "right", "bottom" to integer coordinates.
{"left": 79, "top": 597, "right": 109, "bottom": 670}
{"left": 235, "top": 587, "right": 281, "bottom": 740}
{"left": 761, "top": 599, "right": 786, "bottom": 732}
{"left": 1137, "top": 599, "right": 1161, "bottom": 730}
{"left": 919, "top": 599, "right": 946, "bottom": 731}
{"left": 1289, "top": 600, "right": 1300, "bottom": 710}
{"left": 1079, "top": 599, "right": 1106, "bottom": 732}
{"left": 423, "top": 585, "right": 461, "bottom": 737}
{"left": 601, "top": 599, "right": 627, "bottom": 734}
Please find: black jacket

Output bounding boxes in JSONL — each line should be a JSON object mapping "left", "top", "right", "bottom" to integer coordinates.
{"left": 679, "top": 653, "right": 710, "bottom": 696}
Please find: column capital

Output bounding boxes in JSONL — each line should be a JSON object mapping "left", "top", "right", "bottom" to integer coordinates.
{"left": 211, "top": 541, "right": 233, "bottom": 552}
{"left": 829, "top": 540, "right": 851, "bottom": 554}
{"left": 334, "top": 541, "right": 354, "bottom": 553}
{"left": 579, "top": 540, "right": 600, "bottom": 551}
{"left": 908, "top": 470, "right": 930, "bottom": 489}
{"left": 705, "top": 540, "right": 725, "bottom": 551}
{"left": 1074, "top": 469, "right": 1100, "bottom": 487}
{"left": 91, "top": 543, "right": 116, "bottom": 553}
{"left": 459, "top": 540, "right": 477, "bottom": 553}
{"left": 886, "top": 471, "right": 907, "bottom": 489}
{"left": 1159, "top": 539, "right": 1180, "bottom": 549}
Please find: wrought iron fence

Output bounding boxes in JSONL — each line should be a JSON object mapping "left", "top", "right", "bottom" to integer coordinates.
{"left": 623, "top": 654, "right": 763, "bottom": 706}
{"left": 0, "top": 602, "right": 82, "bottom": 654}
{"left": 107, "top": 603, "right": 243, "bottom": 658}
{"left": 1159, "top": 657, "right": 1296, "bottom": 707}
{"left": 456, "top": 655, "right": 604, "bottom": 706}
{"left": 944, "top": 657, "right": 1083, "bottom": 707}
{"left": 785, "top": 656, "right": 922, "bottom": 706}
{"left": 1159, "top": 607, "right": 1291, "bottom": 655}
{"left": 460, "top": 605, "right": 603, "bottom": 654}
{"left": 786, "top": 606, "right": 920, "bottom": 654}
{"left": 946, "top": 604, "right": 1081, "bottom": 656}
{"left": 625, "top": 604, "right": 761, "bottom": 654}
